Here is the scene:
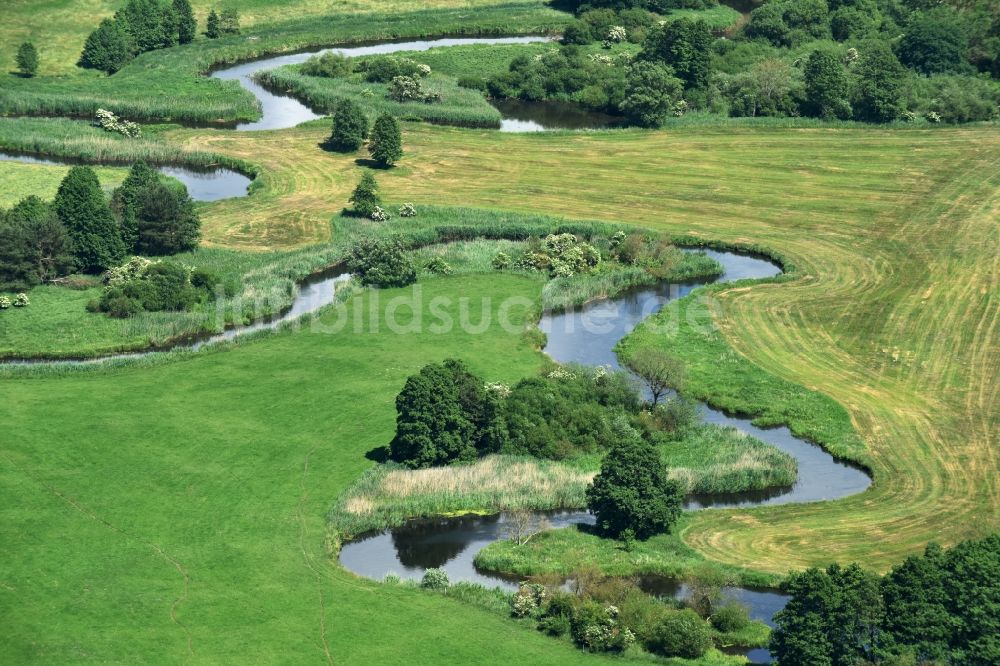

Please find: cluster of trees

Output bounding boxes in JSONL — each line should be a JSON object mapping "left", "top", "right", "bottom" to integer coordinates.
{"left": 772, "top": 533, "right": 1000, "bottom": 665}
{"left": 486, "top": 0, "right": 996, "bottom": 125}
{"left": 0, "top": 163, "right": 200, "bottom": 290}
{"left": 91, "top": 256, "right": 223, "bottom": 318}
{"left": 390, "top": 359, "right": 688, "bottom": 538}
{"left": 78, "top": 0, "right": 204, "bottom": 74}
{"left": 327, "top": 102, "right": 403, "bottom": 167}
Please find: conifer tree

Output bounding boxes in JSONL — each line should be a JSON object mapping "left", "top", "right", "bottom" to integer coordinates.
{"left": 368, "top": 113, "right": 403, "bottom": 167}
{"left": 54, "top": 166, "right": 125, "bottom": 272}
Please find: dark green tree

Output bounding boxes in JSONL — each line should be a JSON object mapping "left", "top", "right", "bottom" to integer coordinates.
{"left": 348, "top": 172, "right": 381, "bottom": 216}
{"left": 173, "top": 0, "right": 197, "bottom": 43}
{"left": 639, "top": 18, "right": 713, "bottom": 89}
{"left": 826, "top": 563, "right": 884, "bottom": 665}
{"left": 390, "top": 359, "right": 504, "bottom": 468}
{"left": 745, "top": 2, "right": 791, "bottom": 47}
{"left": 585, "top": 438, "right": 683, "bottom": 539}
{"left": 941, "top": 533, "right": 1000, "bottom": 665}
{"left": 346, "top": 236, "right": 416, "bottom": 289}
{"left": 118, "top": 0, "right": 176, "bottom": 52}
{"left": 620, "top": 61, "right": 683, "bottom": 128}
{"left": 897, "top": 8, "right": 971, "bottom": 75}
{"left": 16, "top": 42, "right": 39, "bottom": 77}
{"left": 771, "top": 568, "right": 837, "bottom": 666}
{"left": 0, "top": 196, "right": 74, "bottom": 289}
{"left": 803, "top": 49, "right": 851, "bottom": 119}
{"left": 562, "top": 21, "right": 594, "bottom": 45}
{"left": 54, "top": 166, "right": 125, "bottom": 272}
{"left": 853, "top": 41, "right": 906, "bottom": 122}
{"left": 368, "top": 113, "right": 403, "bottom": 167}
{"left": 205, "top": 9, "right": 220, "bottom": 38}
{"left": 79, "top": 18, "right": 133, "bottom": 74}
{"left": 220, "top": 8, "right": 240, "bottom": 35}
{"left": 830, "top": 7, "right": 876, "bottom": 41}
{"left": 881, "top": 543, "right": 952, "bottom": 661}
{"left": 327, "top": 99, "right": 369, "bottom": 152}
{"left": 112, "top": 162, "right": 162, "bottom": 251}
{"left": 647, "top": 610, "right": 713, "bottom": 658}
{"left": 136, "top": 182, "right": 201, "bottom": 255}
{"left": 782, "top": 0, "right": 830, "bottom": 38}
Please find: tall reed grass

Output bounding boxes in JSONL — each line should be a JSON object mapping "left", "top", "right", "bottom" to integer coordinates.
{"left": 329, "top": 455, "right": 594, "bottom": 540}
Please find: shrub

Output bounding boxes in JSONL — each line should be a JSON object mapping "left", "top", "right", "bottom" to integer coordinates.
{"left": 12, "top": 293, "right": 30, "bottom": 307}
{"left": 301, "top": 52, "right": 353, "bottom": 78}
{"left": 420, "top": 568, "right": 450, "bottom": 590}
{"left": 0, "top": 296, "right": 11, "bottom": 309}
{"left": 346, "top": 236, "right": 416, "bottom": 289}
{"left": 95, "top": 109, "right": 141, "bottom": 138}
{"left": 424, "top": 257, "right": 452, "bottom": 275}
{"left": 511, "top": 583, "right": 547, "bottom": 618}
{"left": 398, "top": 203, "right": 417, "bottom": 217}
{"left": 388, "top": 75, "right": 427, "bottom": 102}
{"left": 646, "top": 609, "right": 713, "bottom": 658}
{"left": 105, "top": 256, "right": 155, "bottom": 285}
{"left": 562, "top": 21, "right": 594, "bottom": 45}
{"left": 492, "top": 251, "right": 511, "bottom": 270}
{"left": 570, "top": 600, "right": 636, "bottom": 653}
{"left": 586, "top": 438, "right": 684, "bottom": 539}
{"left": 327, "top": 99, "right": 369, "bottom": 152}
{"left": 97, "top": 259, "right": 207, "bottom": 316}
{"left": 383, "top": 572, "right": 401, "bottom": 585}
{"left": 349, "top": 172, "right": 381, "bottom": 217}
{"left": 359, "top": 56, "right": 424, "bottom": 83}
{"left": 710, "top": 603, "right": 751, "bottom": 633}
{"left": 370, "top": 206, "right": 391, "bottom": 222}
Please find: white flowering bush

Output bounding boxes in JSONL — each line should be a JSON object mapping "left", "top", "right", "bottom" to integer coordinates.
{"left": 420, "top": 568, "right": 449, "bottom": 590}
{"left": 672, "top": 99, "right": 689, "bottom": 117}
{"left": 13, "top": 293, "right": 29, "bottom": 307}
{"left": 485, "top": 382, "right": 512, "bottom": 399}
{"left": 609, "top": 230, "right": 627, "bottom": 248}
{"left": 844, "top": 47, "right": 859, "bottom": 65}
{"left": 579, "top": 606, "right": 636, "bottom": 652}
{"left": 105, "top": 256, "right": 156, "bottom": 286}
{"left": 370, "top": 206, "right": 391, "bottom": 222}
{"left": 0, "top": 296, "right": 11, "bottom": 309}
{"left": 546, "top": 366, "right": 575, "bottom": 380}
{"left": 589, "top": 54, "right": 615, "bottom": 66}
{"left": 398, "top": 202, "right": 417, "bottom": 217}
{"left": 492, "top": 251, "right": 511, "bottom": 270}
{"left": 926, "top": 111, "right": 942, "bottom": 123}
{"left": 606, "top": 26, "right": 627, "bottom": 43}
{"left": 95, "top": 108, "right": 141, "bottom": 138}
{"left": 417, "top": 63, "right": 431, "bottom": 77}
{"left": 360, "top": 88, "right": 375, "bottom": 97}
{"left": 510, "top": 583, "right": 547, "bottom": 618}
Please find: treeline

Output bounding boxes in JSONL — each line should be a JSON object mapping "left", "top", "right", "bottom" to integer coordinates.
{"left": 771, "top": 533, "right": 1000, "bottom": 665}
{"left": 79, "top": 1, "right": 239, "bottom": 74}
{"left": 0, "top": 163, "right": 200, "bottom": 290}
{"left": 484, "top": 0, "right": 997, "bottom": 125}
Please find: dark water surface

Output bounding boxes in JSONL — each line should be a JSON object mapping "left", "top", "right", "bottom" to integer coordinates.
{"left": 0, "top": 151, "right": 251, "bottom": 202}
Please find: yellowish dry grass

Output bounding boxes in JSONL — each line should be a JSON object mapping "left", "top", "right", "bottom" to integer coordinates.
{"left": 172, "top": 120, "right": 1000, "bottom": 573}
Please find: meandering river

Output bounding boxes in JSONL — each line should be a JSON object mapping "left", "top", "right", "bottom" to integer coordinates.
{"left": 339, "top": 250, "right": 872, "bottom": 664}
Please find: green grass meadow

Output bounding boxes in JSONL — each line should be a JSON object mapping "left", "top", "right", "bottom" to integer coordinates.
{"left": 0, "top": 274, "right": 626, "bottom": 663}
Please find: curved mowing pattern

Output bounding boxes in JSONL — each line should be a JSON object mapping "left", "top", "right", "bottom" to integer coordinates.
{"left": 170, "top": 121, "right": 1000, "bottom": 572}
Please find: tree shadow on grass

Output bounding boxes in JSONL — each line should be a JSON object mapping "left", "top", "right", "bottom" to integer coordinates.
{"left": 354, "top": 158, "right": 392, "bottom": 169}
{"left": 365, "top": 445, "right": 391, "bottom": 463}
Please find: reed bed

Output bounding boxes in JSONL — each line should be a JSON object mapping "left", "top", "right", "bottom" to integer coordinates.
{"left": 329, "top": 455, "right": 594, "bottom": 539}
{"left": 664, "top": 424, "right": 797, "bottom": 494}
